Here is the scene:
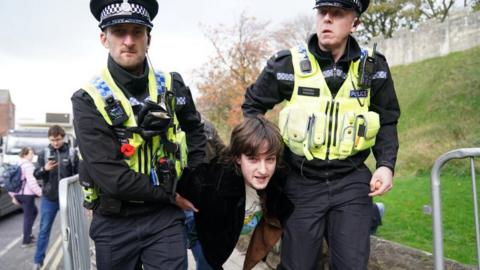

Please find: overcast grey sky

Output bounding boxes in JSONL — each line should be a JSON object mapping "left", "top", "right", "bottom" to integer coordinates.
{"left": 0, "top": 0, "right": 314, "bottom": 123}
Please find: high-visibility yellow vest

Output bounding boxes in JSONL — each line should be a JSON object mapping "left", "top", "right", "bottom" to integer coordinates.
{"left": 83, "top": 67, "right": 188, "bottom": 180}
{"left": 278, "top": 44, "right": 380, "bottom": 160}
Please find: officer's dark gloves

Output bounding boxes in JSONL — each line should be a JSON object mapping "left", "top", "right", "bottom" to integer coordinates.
{"left": 135, "top": 100, "right": 172, "bottom": 139}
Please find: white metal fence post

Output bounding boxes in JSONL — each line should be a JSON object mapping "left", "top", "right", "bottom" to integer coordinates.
{"left": 59, "top": 174, "right": 90, "bottom": 270}
{"left": 431, "top": 148, "right": 480, "bottom": 270}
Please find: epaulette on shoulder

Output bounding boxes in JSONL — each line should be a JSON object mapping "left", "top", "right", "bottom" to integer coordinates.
{"left": 169, "top": 71, "right": 184, "bottom": 84}
{"left": 374, "top": 51, "right": 387, "bottom": 62}
{"left": 272, "top": 50, "right": 291, "bottom": 61}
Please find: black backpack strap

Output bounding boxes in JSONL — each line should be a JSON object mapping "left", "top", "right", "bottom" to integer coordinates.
{"left": 19, "top": 163, "right": 27, "bottom": 195}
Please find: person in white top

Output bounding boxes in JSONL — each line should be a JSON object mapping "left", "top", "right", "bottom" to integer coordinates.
{"left": 9, "top": 147, "right": 42, "bottom": 247}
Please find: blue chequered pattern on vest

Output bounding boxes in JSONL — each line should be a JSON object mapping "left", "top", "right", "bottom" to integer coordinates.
{"left": 92, "top": 76, "right": 113, "bottom": 98}
{"left": 154, "top": 72, "right": 166, "bottom": 95}
{"left": 91, "top": 71, "right": 166, "bottom": 103}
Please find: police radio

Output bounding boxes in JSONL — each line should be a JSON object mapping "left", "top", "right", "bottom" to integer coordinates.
{"left": 104, "top": 95, "right": 128, "bottom": 126}
{"left": 358, "top": 43, "right": 377, "bottom": 89}
{"left": 152, "top": 157, "right": 177, "bottom": 196}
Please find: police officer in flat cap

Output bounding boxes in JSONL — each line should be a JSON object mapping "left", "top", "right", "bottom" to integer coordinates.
{"left": 242, "top": 0, "right": 400, "bottom": 269}
{"left": 71, "top": 0, "right": 205, "bottom": 269}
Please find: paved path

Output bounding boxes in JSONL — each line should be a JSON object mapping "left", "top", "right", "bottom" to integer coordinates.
{"left": 187, "top": 247, "right": 271, "bottom": 270}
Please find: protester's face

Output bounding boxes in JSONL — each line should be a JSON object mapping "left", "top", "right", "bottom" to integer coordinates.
{"left": 237, "top": 142, "right": 277, "bottom": 190}
{"left": 316, "top": 7, "right": 357, "bottom": 51}
{"left": 101, "top": 24, "right": 149, "bottom": 74}
{"left": 49, "top": 135, "right": 64, "bottom": 150}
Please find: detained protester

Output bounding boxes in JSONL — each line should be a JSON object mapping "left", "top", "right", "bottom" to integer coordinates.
{"left": 242, "top": 0, "right": 400, "bottom": 269}
{"left": 180, "top": 116, "right": 293, "bottom": 270}
{"left": 71, "top": 0, "right": 205, "bottom": 269}
{"left": 184, "top": 116, "right": 225, "bottom": 270}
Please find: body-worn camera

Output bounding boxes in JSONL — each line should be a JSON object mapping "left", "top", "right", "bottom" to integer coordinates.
{"left": 358, "top": 43, "right": 377, "bottom": 89}
{"left": 300, "top": 58, "right": 312, "bottom": 73}
{"left": 104, "top": 95, "right": 128, "bottom": 126}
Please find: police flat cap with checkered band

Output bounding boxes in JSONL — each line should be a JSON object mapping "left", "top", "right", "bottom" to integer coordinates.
{"left": 90, "top": 0, "right": 159, "bottom": 29}
{"left": 314, "top": 0, "right": 369, "bottom": 14}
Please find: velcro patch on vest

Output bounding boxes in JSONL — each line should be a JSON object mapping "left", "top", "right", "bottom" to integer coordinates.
{"left": 349, "top": 89, "right": 368, "bottom": 98}
{"left": 298, "top": 87, "right": 320, "bottom": 97}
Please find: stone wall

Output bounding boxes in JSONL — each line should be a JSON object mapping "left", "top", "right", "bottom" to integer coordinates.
{"left": 369, "top": 9, "right": 480, "bottom": 67}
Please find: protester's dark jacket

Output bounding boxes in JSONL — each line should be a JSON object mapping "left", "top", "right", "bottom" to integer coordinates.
{"left": 242, "top": 34, "right": 401, "bottom": 181}
{"left": 71, "top": 56, "right": 205, "bottom": 216}
{"left": 34, "top": 143, "right": 79, "bottom": 201}
{"left": 181, "top": 160, "right": 293, "bottom": 269}
{"left": 202, "top": 119, "right": 225, "bottom": 163}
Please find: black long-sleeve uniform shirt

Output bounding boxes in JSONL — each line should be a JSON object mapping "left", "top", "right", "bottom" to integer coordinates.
{"left": 71, "top": 56, "right": 205, "bottom": 216}
{"left": 242, "top": 34, "right": 400, "bottom": 181}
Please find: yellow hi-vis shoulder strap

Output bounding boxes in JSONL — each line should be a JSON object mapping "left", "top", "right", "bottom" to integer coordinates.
{"left": 83, "top": 67, "right": 172, "bottom": 127}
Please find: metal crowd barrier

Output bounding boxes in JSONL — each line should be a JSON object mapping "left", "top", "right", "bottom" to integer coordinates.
{"left": 59, "top": 174, "right": 91, "bottom": 270}
{"left": 431, "top": 148, "right": 480, "bottom": 270}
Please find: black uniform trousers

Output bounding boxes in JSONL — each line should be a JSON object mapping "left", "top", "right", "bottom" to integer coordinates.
{"left": 90, "top": 204, "right": 186, "bottom": 270}
{"left": 278, "top": 165, "right": 373, "bottom": 270}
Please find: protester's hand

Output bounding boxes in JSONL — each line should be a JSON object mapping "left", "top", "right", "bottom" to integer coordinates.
{"left": 369, "top": 166, "right": 393, "bottom": 197}
{"left": 174, "top": 193, "right": 199, "bottom": 212}
{"left": 44, "top": 160, "right": 58, "bottom": 171}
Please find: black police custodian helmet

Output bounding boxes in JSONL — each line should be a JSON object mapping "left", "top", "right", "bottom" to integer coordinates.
{"left": 314, "top": 0, "right": 370, "bottom": 14}
{"left": 90, "top": 0, "right": 159, "bottom": 30}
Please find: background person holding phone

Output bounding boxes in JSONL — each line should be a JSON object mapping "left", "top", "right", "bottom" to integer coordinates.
{"left": 32, "top": 125, "right": 79, "bottom": 270}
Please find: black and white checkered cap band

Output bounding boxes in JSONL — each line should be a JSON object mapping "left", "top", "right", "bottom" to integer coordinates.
{"left": 351, "top": 0, "right": 362, "bottom": 11}
{"left": 100, "top": 3, "right": 151, "bottom": 23}
{"left": 315, "top": 0, "right": 362, "bottom": 11}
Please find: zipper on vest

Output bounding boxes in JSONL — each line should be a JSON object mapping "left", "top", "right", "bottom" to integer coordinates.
{"left": 137, "top": 146, "right": 142, "bottom": 174}
{"left": 56, "top": 149, "right": 61, "bottom": 181}
{"left": 144, "top": 143, "right": 149, "bottom": 175}
{"left": 149, "top": 139, "right": 154, "bottom": 176}
{"left": 333, "top": 64, "right": 337, "bottom": 81}
{"left": 332, "top": 101, "right": 340, "bottom": 147}
{"left": 325, "top": 100, "right": 334, "bottom": 159}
